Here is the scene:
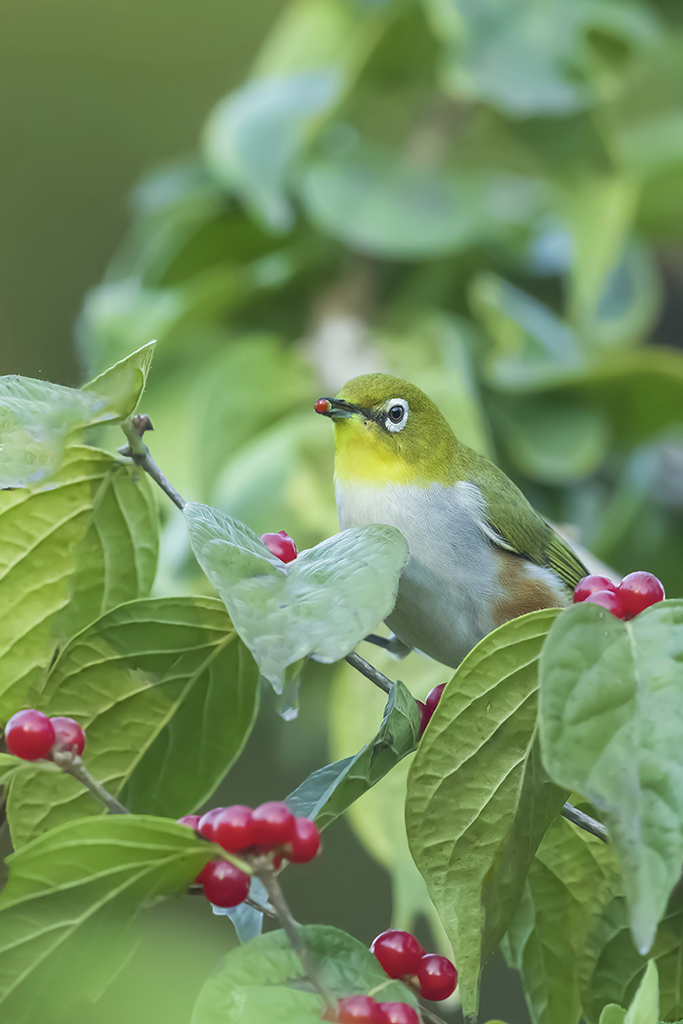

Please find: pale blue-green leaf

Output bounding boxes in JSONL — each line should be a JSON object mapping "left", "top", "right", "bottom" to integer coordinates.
{"left": 184, "top": 502, "right": 408, "bottom": 693}
{"left": 213, "top": 877, "right": 269, "bottom": 944}
{"left": 539, "top": 601, "right": 683, "bottom": 955}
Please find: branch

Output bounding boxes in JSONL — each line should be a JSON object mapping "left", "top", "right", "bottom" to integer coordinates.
{"left": 119, "top": 415, "right": 186, "bottom": 510}
{"left": 52, "top": 747, "right": 129, "bottom": 815}
{"left": 256, "top": 868, "right": 336, "bottom": 1014}
{"left": 561, "top": 801, "right": 607, "bottom": 843}
{"left": 345, "top": 652, "right": 393, "bottom": 695}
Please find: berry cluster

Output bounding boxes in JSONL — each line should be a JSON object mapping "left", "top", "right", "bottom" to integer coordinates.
{"left": 574, "top": 571, "right": 665, "bottom": 620}
{"left": 325, "top": 995, "right": 419, "bottom": 1023}
{"left": 177, "top": 801, "right": 321, "bottom": 908}
{"left": 261, "top": 529, "right": 298, "bottom": 564}
{"left": 416, "top": 683, "right": 446, "bottom": 736}
{"left": 371, "top": 930, "right": 457, "bottom": 1002}
{"left": 4, "top": 709, "right": 86, "bottom": 761}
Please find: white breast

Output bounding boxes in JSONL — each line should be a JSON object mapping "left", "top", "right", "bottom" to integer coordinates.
{"left": 335, "top": 480, "right": 505, "bottom": 668}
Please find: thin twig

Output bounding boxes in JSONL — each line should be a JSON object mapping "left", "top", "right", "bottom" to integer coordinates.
{"left": 561, "top": 801, "right": 607, "bottom": 843}
{"left": 257, "top": 868, "right": 336, "bottom": 1013}
{"left": 119, "top": 415, "right": 186, "bottom": 510}
{"left": 52, "top": 748, "right": 129, "bottom": 815}
{"left": 345, "top": 652, "right": 393, "bottom": 695}
{"left": 418, "top": 1005, "right": 452, "bottom": 1024}
{"left": 245, "top": 895, "right": 277, "bottom": 919}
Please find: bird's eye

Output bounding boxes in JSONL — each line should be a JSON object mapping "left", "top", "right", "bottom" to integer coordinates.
{"left": 384, "top": 399, "right": 409, "bottom": 433}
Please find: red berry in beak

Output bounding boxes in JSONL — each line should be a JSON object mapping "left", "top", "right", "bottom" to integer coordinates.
{"left": 315, "top": 398, "right": 332, "bottom": 414}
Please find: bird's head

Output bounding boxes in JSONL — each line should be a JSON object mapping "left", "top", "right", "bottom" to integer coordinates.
{"left": 315, "top": 373, "right": 459, "bottom": 486}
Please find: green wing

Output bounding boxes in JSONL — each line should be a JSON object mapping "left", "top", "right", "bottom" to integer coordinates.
{"left": 463, "top": 450, "right": 588, "bottom": 591}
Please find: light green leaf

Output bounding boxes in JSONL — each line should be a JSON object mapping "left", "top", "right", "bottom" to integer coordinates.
{"left": 624, "top": 961, "right": 659, "bottom": 1024}
{"left": 300, "top": 146, "right": 492, "bottom": 259}
{"left": 203, "top": 0, "right": 389, "bottom": 230}
{"left": 0, "top": 815, "right": 221, "bottom": 1024}
{"left": 0, "top": 377, "right": 117, "bottom": 488}
{"left": 286, "top": 679, "right": 420, "bottom": 829}
{"left": 0, "top": 753, "right": 59, "bottom": 789}
{"left": 184, "top": 502, "right": 409, "bottom": 693}
{"left": 406, "top": 609, "right": 566, "bottom": 1019}
{"left": 7, "top": 597, "right": 259, "bottom": 846}
{"left": 82, "top": 340, "right": 156, "bottom": 418}
{"left": 539, "top": 600, "right": 683, "bottom": 955}
{"left": 600, "top": 1009, "right": 627, "bottom": 1024}
{"left": 0, "top": 447, "right": 158, "bottom": 721}
{"left": 191, "top": 924, "right": 417, "bottom": 1024}
{"left": 502, "top": 814, "right": 621, "bottom": 1024}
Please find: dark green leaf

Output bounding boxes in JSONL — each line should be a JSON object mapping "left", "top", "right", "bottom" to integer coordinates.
{"left": 539, "top": 600, "right": 683, "bottom": 955}
{"left": 7, "top": 597, "right": 259, "bottom": 845}
{"left": 406, "top": 609, "right": 565, "bottom": 1019}
{"left": 502, "top": 813, "right": 621, "bottom": 1024}
{"left": 184, "top": 502, "right": 408, "bottom": 693}
{"left": 0, "top": 815, "right": 221, "bottom": 1024}
{"left": 286, "top": 680, "right": 420, "bottom": 829}
{"left": 191, "top": 924, "right": 417, "bottom": 1024}
{"left": 0, "top": 447, "right": 158, "bottom": 720}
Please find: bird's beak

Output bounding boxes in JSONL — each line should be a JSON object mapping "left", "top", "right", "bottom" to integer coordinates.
{"left": 314, "top": 397, "right": 361, "bottom": 420}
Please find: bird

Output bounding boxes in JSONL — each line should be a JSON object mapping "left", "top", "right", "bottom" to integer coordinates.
{"left": 314, "top": 373, "right": 588, "bottom": 669}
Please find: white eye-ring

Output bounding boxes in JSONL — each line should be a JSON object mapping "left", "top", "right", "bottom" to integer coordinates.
{"left": 384, "top": 398, "right": 409, "bottom": 433}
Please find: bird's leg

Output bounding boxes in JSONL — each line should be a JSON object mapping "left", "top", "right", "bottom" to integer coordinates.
{"left": 363, "top": 633, "right": 412, "bottom": 659}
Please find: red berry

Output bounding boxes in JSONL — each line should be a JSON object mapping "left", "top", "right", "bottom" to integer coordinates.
{"left": 618, "top": 571, "right": 665, "bottom": 619}
{"left": 336, "top": 995, "right": 387, "bottom": 1023}
{"left": 379, "top": 1003, "right": 419, "bottom": 1024}
{"left": 416, "top": 954, "right": 457, "bottom": 1001}
{"left": 417, "top": 701, "right": 430, "bottom": 736}
{"left": 50, "top": 716, "right": 86, "bottom": 756}
{"left": 252, "top": 801, "right": 296, "bottom": 847}
{"left": 197, "top": 807, "right": 227, "bottom": 842}
{"left": 584, "top": 590, "right": 625, "bottom": 618}
{"left": 315, "top": 398, "right": 332, "bottom": 414}
{"left": 260, "top": 531, "right": 298, "bottom": 564}
{"left": 4, "top": 709, "right": 55, "bottom": 761}
{"left": 177, "top": 814, "right": 201, "bottom": 829}
{"left": 284, "top": 817, "right": 321, "bottom": 863}
{"left": 574, "top": 575, "right": 617, "bottom": 603}
{"left": 371, "top": 930, "right": 424, "bottom": 978}
{"left": 213, "top": 805, "right": 257, "bottom": 853}
{"left": 201, "top": 860, "right": 250, "bottom": 908}
{"left": 425, "top": 683, "right": 446, "bottom": 717}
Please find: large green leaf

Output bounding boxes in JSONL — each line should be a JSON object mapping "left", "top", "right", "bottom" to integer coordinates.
{"left": 286, "top": 679, "right": 420, "bottom": 829}
{"left": 502, "top": 813, "right": 622, "bottom": 1024}
{"left": 7, "top": 597, "right": 259, "bottom": 845}
{"left": 184, "top": 502, "right": 408, "bottom": 693}
{"left": 539, "top": 600, "right": 683, "bottom": 955}
{"left": 0, "top": 446, "right": 158, "bottom": 721}
{"left": 580, "top": 886, "right": 683, "bottom": 1022}
{"left": 406, "top": 609, "right": 565, "bottom": 1019}
{"left": 0, "top": 815, "right": 222, "bottom": 1024}
{"left": 191, "top": 924, "right": 417, "bottom": 1024}
{"left": 300, "top": 146, "right": 493, "bottom": 259}
{"left": 0, "top": 343, "right": 155, "bottom": 488}
{"left": 203, "top": 0, "right": 389, "bottom": 230}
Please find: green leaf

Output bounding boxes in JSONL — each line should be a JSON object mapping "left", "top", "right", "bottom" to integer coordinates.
{"left": 0, "top": 447, "right": 158, "bottom": 720}
{"left": 82, "top": 340, "right": 156, "bottom": 418}
{"left": 600, "top": 1009, "right": 627, "bottom": 1024}
{"left": 286, "top": 679, "right": 420, "bottom": 829}
{"left": 502, "top": 814, "right": 622, "bottom": 1024}
{"left": 203, "top": 0, "right": 389, "bottom": 230}
{"left": 539, "top": 600, "right": 683, "bottom": 955}
{"left": 300, "top": 146, "right": 492, "bottom": 259}
{"left": 0, "top": 378, "right": 118, "bottom": 488}
{"left": 184, "top": 502, "right": 409, "bottom": 693}
{"left": 579, "top": 882, "right": 683, "bottom": 1021}
{"left": 406, "top": 609, "right": 566, "bottom": 1019}
{"left": 0, "top": 753, "right": 58, "bottom": 789}
{"left": 7, "top": 597, "right": 259, "bottom": 845}
{"left": 624, "top": 961, "right": 659, "bottom": 1024}
{"left": 191, "top": 924, "right": 417, "bottom": 1024}
{"left": 0, "top": 815, "right": 221, "bottom": 1024}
